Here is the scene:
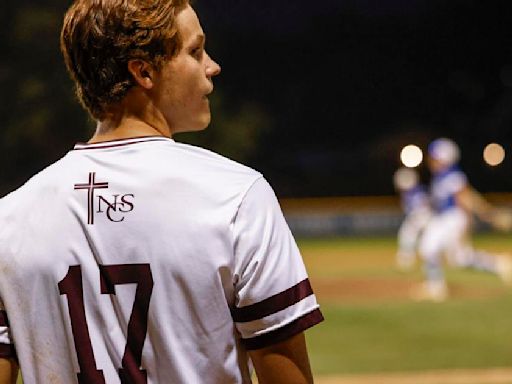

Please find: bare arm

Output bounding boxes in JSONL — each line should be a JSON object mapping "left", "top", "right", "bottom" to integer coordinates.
{"left": 249, "top": 332, "right": 314, "bottom": 384}
{"left": 0, "top": 358, "right": 18, "bottom": 384}
{"left": 455, "top": 186, "right": 493, "bottom": 221}
{"left": 455, "top": 186, "right": 512, "bottom": 231}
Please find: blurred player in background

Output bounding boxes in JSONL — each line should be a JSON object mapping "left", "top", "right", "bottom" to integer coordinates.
{"left": 414, "top": 138, "right": 512, "bottom": 301}
{"left": 0, "top": 1, "right": 322, "bottom": 383}
{"left": 393, "top": 167, "right": 432, "bottom": 271}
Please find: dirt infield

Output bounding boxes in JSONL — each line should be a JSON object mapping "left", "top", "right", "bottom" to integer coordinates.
{"left": 311, "top": 277, "right": 507, "bottom": 303}
{"left": 315, "top": 368, "right": 512, "bottom": 384}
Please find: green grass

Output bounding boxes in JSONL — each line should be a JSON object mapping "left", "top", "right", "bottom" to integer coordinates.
{"left": 307, "top": 296, "right": 512, "bottom": 375}
{"left": 299, "top": 233, "right": 512, "bottom": 376}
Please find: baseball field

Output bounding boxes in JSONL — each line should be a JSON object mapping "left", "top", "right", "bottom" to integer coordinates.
{"left": 301, "top": 233, "right": 512, "bottom": 384}
{"left": 15, "top": 233, "right": 512, "bottom": 384}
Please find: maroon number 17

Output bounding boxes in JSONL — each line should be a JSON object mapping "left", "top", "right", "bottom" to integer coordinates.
{"left": 58, "top": 264, "right": 154, "bottom": 384}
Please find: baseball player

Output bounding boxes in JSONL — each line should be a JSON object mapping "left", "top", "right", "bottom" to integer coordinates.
{"left": 415, "top": 138, "right": 512, "bottom": 301}
{"left": 393, "top": 167, "right": 432, "bottom": 271}
{"left": 0, "top": 1, "right": 323, "bottom": 383}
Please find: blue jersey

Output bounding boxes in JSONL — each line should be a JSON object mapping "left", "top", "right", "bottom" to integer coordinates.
{"left": 401, "top": 185, "right": 429, "bottom": 215}
{"left": 430, "top": 166, "right": 467, "bottom": 213}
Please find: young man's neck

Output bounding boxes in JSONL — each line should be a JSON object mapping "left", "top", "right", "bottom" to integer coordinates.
{"left": 89, "top": 117, "right": 170, "bottom": 143}
{"left": 89, "top": 88, "right": 172, "bottom": 143}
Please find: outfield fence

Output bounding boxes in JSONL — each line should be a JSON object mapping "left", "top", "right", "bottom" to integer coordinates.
{"left": 280, "top": 193, "right": 512, "bottom": 237}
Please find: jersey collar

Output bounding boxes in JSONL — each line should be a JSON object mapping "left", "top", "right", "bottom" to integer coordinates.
{"left": 73, "top": 136, "right": 174, "bottom": 150}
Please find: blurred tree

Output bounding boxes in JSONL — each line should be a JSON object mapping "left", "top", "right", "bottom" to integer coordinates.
{"left": 176, "top": 93, "right": 271, "bottom": 164}
{"left": 0, "top": 1, "right": 271, "bottom": 196}
{"left": 1, "top": 1, "right": 511, "bottom": 197}
{"left": 0, "top": 2, "right": 93, "bottom": 195}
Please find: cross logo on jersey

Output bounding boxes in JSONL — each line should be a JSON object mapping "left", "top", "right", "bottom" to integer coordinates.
{"left": 74, "top": 172, "right": 135, "bottom": 224}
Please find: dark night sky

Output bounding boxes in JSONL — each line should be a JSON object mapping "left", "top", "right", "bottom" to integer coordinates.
{"left": 1, "top": 1, "right": 512, "bottom": 197}
{"left": 192, "top": 1, "right": 512, "bottom": 196}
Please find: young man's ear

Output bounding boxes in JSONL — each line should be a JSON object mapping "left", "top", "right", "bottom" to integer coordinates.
{"left": 127, "top": 60, "right": 155, "bottom": 89}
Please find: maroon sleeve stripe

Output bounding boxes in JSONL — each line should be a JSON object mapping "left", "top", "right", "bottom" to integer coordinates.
{"left": 241, "top": 308, "right": 324, "bottom": 350}
{"left": 0, "top": 344, "right": 16, "bottom": 360}
{"left": 231, "top": 279, "right": 314, "bottom": 323}
{"left": 0, "top": 311, "right": 9, "bottom": 327}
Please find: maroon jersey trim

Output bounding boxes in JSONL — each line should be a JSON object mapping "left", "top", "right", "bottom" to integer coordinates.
{"left": 241, "top": 308, "right": 324, "bottom": 350}
{"left": 231, "top": 279, "right": 314, "bottom": 323}
{"left": 0, "top": 311, "right": 9, "bottom": 327}
{"left": 0, "top": 344, "right": 16, "bottom": 359}
{"left": 73, "top": 136, "right": 172, "bottom": 151}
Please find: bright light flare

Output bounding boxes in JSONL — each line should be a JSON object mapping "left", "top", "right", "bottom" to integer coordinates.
{"left": 483, "top": 143, "right": 505, "bottom": 166}
{"left": 400, "top": 145, "right": 423, "bottom": 168}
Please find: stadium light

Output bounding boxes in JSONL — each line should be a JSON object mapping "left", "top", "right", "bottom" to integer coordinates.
{"left": 400, "top": 144, "right": 423, "bottom": 168}
{"left": 483, "top": 143, "right": 505, "bottom": 166}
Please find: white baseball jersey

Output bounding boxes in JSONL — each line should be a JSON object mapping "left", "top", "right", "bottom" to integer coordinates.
{"left": 430, "top": 166, "right": 468, "bottom": 214}
{"left": 419, "top": 166, "right": 470, "bottom": 264}
{"left": 400, "top": 185, "right": 429, "bottom": 216}
{"left": 397, "top": 185, "right": 432, "bottom": 259}
{"left": 0, "top": 136, "right": 323, "bottom": 384}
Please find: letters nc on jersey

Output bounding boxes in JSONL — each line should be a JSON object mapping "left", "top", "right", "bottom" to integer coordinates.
{"left": 0, "top": 137, "right": 323, "bottom": 383}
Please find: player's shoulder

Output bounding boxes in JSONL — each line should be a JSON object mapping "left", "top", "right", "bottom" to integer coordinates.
{"left": 436, "top": 166, "right": 466, "bottom": 181}
{"left": 168, "top": 141, "right": 262, "bottom": 183}
{"left": 0, "top": 154, "right": 75, "bottom": 207}
{"left": 433, "top": 166, "right": 467, "bottom": 194}
{"left": 446, "top": 166, "right": 467, "bottom": 182}
{"left": 172, "top": 141, "right": 254, "bottom": 168}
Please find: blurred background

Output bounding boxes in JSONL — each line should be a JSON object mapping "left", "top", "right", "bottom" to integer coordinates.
{"left": 1, "top": 0, "right": 512, "bottom": 198}
{"left": 3, "top": 1, "right": 512, "bottom": 382}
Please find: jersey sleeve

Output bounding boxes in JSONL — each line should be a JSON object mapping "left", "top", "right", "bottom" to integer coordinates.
{"left": 0, "top": 300, "right": 16, "bottom": 359}
{"left": 231, "top": 177, "right": 323, "bottom": 350}
{"left": 445, "top": 170, "right": 468, "bottom": 195}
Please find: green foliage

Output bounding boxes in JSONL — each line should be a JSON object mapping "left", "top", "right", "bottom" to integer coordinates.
{"left": 1, "top": 2, "right": 94, "bottom": 195}
{"left": 0, "top": 3, "right": 273, "bottom": 196}
{"left": 175, "top": 93, "right": 271, "bottom": 163}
